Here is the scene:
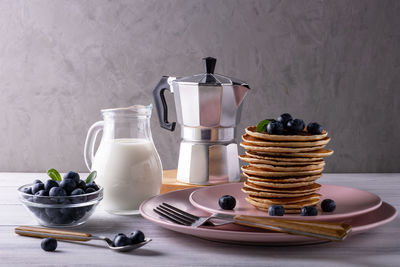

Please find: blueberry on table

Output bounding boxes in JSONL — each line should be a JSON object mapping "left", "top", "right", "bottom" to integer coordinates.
{"left": 112, "top": 233, "right": 131, "bottom": 247}
{"left": 33, "top": 179, "right": 42, "bottom": 184}
{"left": 44, "top": 179, "right": 59, "bottom": 191}
{"left": 286, "top": 119, "right": 305, "bottom": 134}
{"left": 32, "top": 182, "right": 45, "bottom": 194}
{"left": 64, "top": 171, "right": 80, "bottom": 183}
{"left": 321, "top": 199, "right": 336, "bottom": 212}
{"left": 130, "top": 230, "right": 145, "bottom": 244}
{"left": 60, "top": 178, "right": 76, "bottom": 194}
{"left": 268, "top": 205, "right": 285, "bottom": 216}
{"left": 41, "top": 237, "right": 57, "bottom": 252}
{"left": 277, "top": 113, "right": 293, "bottom": 125}
{"left": 307, "top": 122, "right": 323, "bottom": 135}
{"left": 218, "top": 195, "right": 236, "bottom": 210}
{"left": 266, "top": 121, "right": 284, "bottom": 135}
{"left": 300, "top": 206, "right": 318, "bottom": 216}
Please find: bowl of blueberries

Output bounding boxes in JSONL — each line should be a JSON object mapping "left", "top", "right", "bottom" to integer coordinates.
{"left": 17, "top": 169, "right": 103, "bottom": 227}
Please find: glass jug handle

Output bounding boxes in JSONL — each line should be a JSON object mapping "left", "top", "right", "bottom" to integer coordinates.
{"left": 84, "top": 121, "right": 104, "bottom": 171}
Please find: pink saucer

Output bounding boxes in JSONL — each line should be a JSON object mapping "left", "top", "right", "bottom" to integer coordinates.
{"left": 140, "top": 187, "right": 397, "bottom": 245}
{"left": 189, "top": 183, "right": 382, "bottom": 221}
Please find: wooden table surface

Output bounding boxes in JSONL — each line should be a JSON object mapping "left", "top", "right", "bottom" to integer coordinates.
{"left": 1, "top": 172, "right": 399, "bottom": 266}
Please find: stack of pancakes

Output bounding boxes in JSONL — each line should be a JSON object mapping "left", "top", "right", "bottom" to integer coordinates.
{"left": 239, "top": 126, "right": 333, "bottom": 214}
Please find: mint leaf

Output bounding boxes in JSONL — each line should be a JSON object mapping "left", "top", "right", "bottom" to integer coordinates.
{"left": 47, "top": 168, "right": 62, "bottom": 182}
{"left": 256, "top": 119, "right": 270, "bottom": 133}
{"left": 86, "top": 171, "right": 97, "bottom": 184}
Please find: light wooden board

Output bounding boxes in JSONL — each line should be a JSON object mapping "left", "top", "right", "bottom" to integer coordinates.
{"left": 0, "top": 172, "right": 399, "bottom": 266}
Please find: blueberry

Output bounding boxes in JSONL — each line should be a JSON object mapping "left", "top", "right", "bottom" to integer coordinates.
{"left": 23, "top": 187, "right": 33, "bottom": 195}
{"left": 307, "top": 122, "right": 323, "bottom": 135}
{"left": 129, "top": 230, "right": 145, "bottom": 244}
{"left": 41, "top": 238, "right": 57, "bottom": 252}
{"left": 112, "top": 233, "right": 131, "bottom": 247}
{"left": 70, "top": 188, "right": 87, "bottom": 203}
{"left": 44, "top": 179, "right": 59, "bottom": 191}
{"left": 218, "top": 195, "right": 236, "bottom": 210}
{"left": 49, "top": 187, "right": 67, "bottom": 204}
{"left": 34, "top": 190, "right": 50, "bottom": 204}
{"left": 71, "top": 207, "right": 87, "bottom": 221}
{"left": 266, "top": 121, "right": 284, "bottom": 135}
{"left": 64, "top": 171, "right": 80, "bottom": 183}
{"left": 49, "top": 187, "right": 67, "bottom": 197}
{"left": 277, "top": 113, "right": 293, "bottom": 125}
{"left": 86, "top": 182, "right": 99, "bottom": 191}
{"left": 71, "top": 188, "right": 85, "bottom": 195}
{"left": 32, "top": 182, "right": 45, "bottom": 194}
{"left": 300, "top": 206, "right": 318, "bottom": 216}
{"left": 85, "top": 187, "right": 96, "bottom": 194}
{"left": 60, "top": 178, "right": 76, "bottom": 194}
{"left": 45, "top": 208, "right": 62, "bottom": 218}
{"left": 286, "top": 119, "right": 305, "bottom": 134}
{"left": 33, "top": 179, "right": 42, "bottom": 184}
{"left": 268, "top": 205, "right": 285, "bottom": 216}
{"left": 76, "top": 180, "right": 87, "bottom": 190}
{"left": 35, "top": 190, "right": 49, "bottom": 196}
{"left": 321, "top": 199, "right": 336, "bottom": 212}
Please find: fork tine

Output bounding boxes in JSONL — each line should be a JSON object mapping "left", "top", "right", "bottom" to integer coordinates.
{"left": 161, "top": 203, "right": 200, "bottom": 220}
{"left": 153, "top": 206, "right": 193, "bottom": 225}
{"left": 158, "top": 205, "right": 196, "bottom": 224}
{"left": 154, "top": 207, "right": 192, "bottom": 225}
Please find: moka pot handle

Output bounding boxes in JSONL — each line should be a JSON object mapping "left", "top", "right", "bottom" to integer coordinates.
{"left": 152, "top": 76, "right": 176, "bottom": 131}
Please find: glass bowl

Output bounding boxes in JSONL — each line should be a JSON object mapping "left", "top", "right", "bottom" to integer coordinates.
{"left": 17, "top": 183, "right": 103, "bottom": 227}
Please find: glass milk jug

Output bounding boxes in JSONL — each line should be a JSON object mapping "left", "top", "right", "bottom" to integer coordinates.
{"left": 84, "top": 105, "right": 162, "bottom": 215}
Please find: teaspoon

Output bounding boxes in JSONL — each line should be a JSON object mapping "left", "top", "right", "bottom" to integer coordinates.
{"left": 15, "top": 225, "right": 151, "bottom": 252}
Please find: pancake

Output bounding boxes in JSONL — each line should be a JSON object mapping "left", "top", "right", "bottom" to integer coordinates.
{"left": 241, "top": 187, "right": 318, "bottom": 198}
{"left": 244, "top": 151, "right": 324, "bottom": 164}
{"left": 241, "top": 165, "right": 323, "bottom": 177}
{"left": 252, "top": 149, "right": 334, "bottom": 158}
{"left": 240, "top": 142, "right": 326, "bottom": 153}
{"left": 248, "top": 162, "right": 325, "bottom": 172}
{"left": 242, "top": 134, "right": 331, "bottom": 148}
{"left": 243, "top": 180, "right": 321, "bottom": 193}
{"left": 246, "top": 175, "right": 320, "bottom": 184}
{"left": 239, "top": 153, "right": 325, "bottom": 166}
{"left": 245, "top": 126, "right": 328, "bottom": 141}
{"left": 248, "top": 193, "right": 321, "bottom": 204}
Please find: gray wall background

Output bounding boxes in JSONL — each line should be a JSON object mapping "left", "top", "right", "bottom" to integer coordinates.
{"left": 0, "top": 0, "right": 399, "bottom": 172}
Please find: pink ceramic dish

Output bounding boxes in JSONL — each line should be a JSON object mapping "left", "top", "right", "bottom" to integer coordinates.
{"left": 189, "top": 183, "right": 382, "bottom": 221}
{"left": 140, "top": 187, "right": 397, "bottom": 245}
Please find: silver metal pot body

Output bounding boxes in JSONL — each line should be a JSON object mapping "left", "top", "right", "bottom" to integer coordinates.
{"left": 171, "top": 82, "right": 248, "bottom": 128}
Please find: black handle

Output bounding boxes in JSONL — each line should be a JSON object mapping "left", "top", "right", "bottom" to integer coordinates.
{"left": 152, "top": 76, "right": 176, "bottom": 131}
{"left": 203, "top": 57, "right": 217, "bottom": 74}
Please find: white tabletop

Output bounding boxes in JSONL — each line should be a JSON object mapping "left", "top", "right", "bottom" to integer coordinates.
{"left": 1, "top": 173, "right": 399, "bottom": 266}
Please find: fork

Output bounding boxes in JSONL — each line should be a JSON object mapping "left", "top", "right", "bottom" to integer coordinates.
{"left": 154, "top": 203, "right": 352, "bottom": 241}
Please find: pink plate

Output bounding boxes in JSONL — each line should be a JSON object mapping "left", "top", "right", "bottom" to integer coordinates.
{"left": 189, "top": 183, "right": 382, "bottom": 221}
{"left": 140, "top": 187, "right": 397, "bottom": 245}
